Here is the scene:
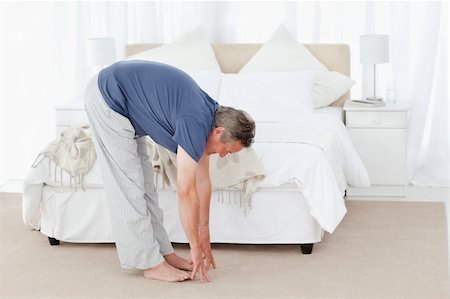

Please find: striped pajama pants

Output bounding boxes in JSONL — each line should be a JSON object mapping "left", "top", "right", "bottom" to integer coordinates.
{"left": 84, "top": 74, "right": 174, "bottom": 269}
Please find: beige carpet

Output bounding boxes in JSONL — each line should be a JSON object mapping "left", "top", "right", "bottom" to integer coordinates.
{"left": 0, "top": 193, "right": 448, "bottom": 299}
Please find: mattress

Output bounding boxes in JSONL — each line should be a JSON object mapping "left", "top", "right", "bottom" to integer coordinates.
{"left": 39, "top": 185, "right": 323, "bottom": 244}
{"left": 31, "top": 142, "right": 347, "bottom": 232}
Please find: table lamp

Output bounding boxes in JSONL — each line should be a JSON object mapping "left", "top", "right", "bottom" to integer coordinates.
{"left": 360, "top": 34, "right": 389, "bottom": 101}
{"left": 87, "top": 38, "right": 116, "bottom": 69}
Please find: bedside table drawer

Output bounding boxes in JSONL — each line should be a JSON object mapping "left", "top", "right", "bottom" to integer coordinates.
{"left": 346, "top": 111, "right": 406, "bottom": 128}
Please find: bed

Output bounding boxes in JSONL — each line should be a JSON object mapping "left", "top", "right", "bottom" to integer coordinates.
{"left": 23, "top": 42, "right": 369, "bottom": 254}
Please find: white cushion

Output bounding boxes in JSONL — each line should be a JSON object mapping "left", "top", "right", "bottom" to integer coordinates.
{"left": 313, "top": 71, "right": 355, "bottom": 108}
{"left": 125, "top": 27, "right": 221, "bottom": 71}
{"left": 239, "top": 25, "right": 327, "bottom": 73}
{"left": 218, "top": 72, "right": 315, "bottom": 122}
{"left": 239, "top": 25, "right": 354, "bottom": 108}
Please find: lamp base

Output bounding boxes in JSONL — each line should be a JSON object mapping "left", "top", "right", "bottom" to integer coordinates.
{"left": 366, "top": 96, "right": 383, "bottom": 102}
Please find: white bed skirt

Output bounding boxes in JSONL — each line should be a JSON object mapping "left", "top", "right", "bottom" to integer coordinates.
{"left": 40, "top": 186, "right": 323, "bottom": 244}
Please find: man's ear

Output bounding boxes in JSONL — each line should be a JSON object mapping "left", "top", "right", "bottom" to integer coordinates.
{"left": 214, "top": 127, "right": 225, "bottom": 135}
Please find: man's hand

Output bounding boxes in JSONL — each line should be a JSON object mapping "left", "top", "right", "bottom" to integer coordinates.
{"left": 177, "top": 148, "right": 214, "bottom": 283}
{"left": 190, "top": 247, "right": 211, "bottom": 282}
{"left": 200, "top": 226, "right": 216, "bottom": 270}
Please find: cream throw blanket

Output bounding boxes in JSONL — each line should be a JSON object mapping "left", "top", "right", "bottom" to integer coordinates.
{"left": 147, "top": 140, "right": 265, "bottom": 213}
{"left": 32, "top": 125, "right": 96, "bottom": 190}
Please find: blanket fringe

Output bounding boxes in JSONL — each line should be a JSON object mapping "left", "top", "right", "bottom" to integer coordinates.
{"left": 32, "top": 155, "right": 87, "bottom": 192}
{"left": 217, "top": 187, "right": 251, "bottom": 217}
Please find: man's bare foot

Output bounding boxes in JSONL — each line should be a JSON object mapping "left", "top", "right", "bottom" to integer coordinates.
{"left": 164, "top": 253, "right": 194, "bottom": 271}
{"left": 143, "top": 261, "right": 191, "bottom": 282}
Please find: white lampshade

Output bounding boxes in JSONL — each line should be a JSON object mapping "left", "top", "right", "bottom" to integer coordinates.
{"left": 360, "top": 34, "right": 389, "bottom": 64}
{"left": 87, "top": 38, "right": 116, "bottom": 66}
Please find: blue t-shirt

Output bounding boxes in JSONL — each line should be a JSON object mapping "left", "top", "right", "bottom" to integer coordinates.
{"left": 97, "top": 60, "right": 218, "bottom": 162}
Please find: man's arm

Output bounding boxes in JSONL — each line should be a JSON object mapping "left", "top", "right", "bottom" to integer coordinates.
{"left": 176, "top": 146, "right": 210, "bottom": 282}
{"left": 196, "top": 153, "right": 211, "bottom": 228}
{"left": 196, "top": 153, "right": 216, "bottom": 270}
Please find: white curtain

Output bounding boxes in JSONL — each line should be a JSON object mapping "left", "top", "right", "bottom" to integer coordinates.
{"left": 0, "top": 1, "right": 448, "bottom": 187}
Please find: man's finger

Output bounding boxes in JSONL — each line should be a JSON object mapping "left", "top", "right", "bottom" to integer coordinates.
{"left": 190, "top": 265, "right": 198, "bottom": 280}
{"left": 204, "top": 270, "right": 211, "bottom": 282}
{"left": 205, "top": 254, "right": 216, "bottom": 270}
{"left": 200, "top": 268, "right": 211, "bottom": 283}
{"left": 205, "top": 258, "right": 213, "bottom": 270}
{"left": 197, "top": 264, "right": 208, "bottom": 282}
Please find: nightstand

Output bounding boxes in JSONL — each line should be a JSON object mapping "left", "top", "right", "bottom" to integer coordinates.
{"left": 343, "top": 100, "right": 409, "bottom": 197}
{"left": 55, "top": 102, "right": 88, "bottom": 137}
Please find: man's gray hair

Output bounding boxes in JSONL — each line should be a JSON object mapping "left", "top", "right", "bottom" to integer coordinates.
{"left": 214, "top": 106, "right": 255, "bottom": 147}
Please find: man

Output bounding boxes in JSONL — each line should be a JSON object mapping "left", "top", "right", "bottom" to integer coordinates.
{"left": 84, "top": 60, "right": 255, "bottom": 283}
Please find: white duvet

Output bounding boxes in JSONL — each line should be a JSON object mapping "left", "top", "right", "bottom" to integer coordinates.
{"left": 253, "top": 113, "right": 369, "bottom": 232}
{"left": 255, "top": 113, "right": 369, "bottom": 189}
{"left": 23, "top": 112, "right": 369, "bottom": 234}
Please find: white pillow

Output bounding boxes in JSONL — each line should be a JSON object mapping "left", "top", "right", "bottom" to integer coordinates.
{"left": 313, "top": 72, "right": 355, "bottom": 108}
{"left": 239, "top": 25, "right": 327, "bottom": 73}
{"left": 183, "top": 69, "right": 222, "bottom": 100}
{"left": 218, "top": 72, "right": 315, "bottom": 122}
{"left": 239, "top": 24, "right": 354, "bottom": 108}
{"left": 125, "top": 27, "right": 221, "bottom": 71}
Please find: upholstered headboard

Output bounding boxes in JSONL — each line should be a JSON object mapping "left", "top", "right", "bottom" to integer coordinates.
{"left": 125, "top": 43, "right": 350, "bottom": 106}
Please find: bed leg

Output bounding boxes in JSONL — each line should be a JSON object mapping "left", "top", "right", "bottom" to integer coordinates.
{"left": 48, "top": 237, "right": 60, "bottom": 246}
{"left": 300, "top": 243, "right": 313, "bottom": 254}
